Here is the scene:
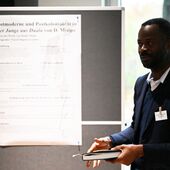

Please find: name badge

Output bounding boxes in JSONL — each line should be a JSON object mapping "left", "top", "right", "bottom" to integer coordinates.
{"left": 155, "top": 107, "right": 168, "bottom": 121}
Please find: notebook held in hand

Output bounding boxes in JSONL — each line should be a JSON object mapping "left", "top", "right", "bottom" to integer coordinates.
{"left": 82, "top": 149, "right": 121, "bottom": 161}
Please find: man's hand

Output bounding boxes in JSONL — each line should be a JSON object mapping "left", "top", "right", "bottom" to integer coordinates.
{"left": 107, "top": 144, "right": 144, "bottom": 166}
{"left": 86, "top": 137, "right": 112, "bottom": 168}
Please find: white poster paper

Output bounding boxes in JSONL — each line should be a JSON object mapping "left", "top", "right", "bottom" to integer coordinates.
{"left": 0, "top": 15, "right": 81, "bottom": 146}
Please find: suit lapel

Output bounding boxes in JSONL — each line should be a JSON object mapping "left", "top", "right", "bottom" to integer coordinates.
{"left": 134, "top": 80, "right": 148, "bottom": 131}
{"left": 142, "top": 102, "right": 157, "bottom": 139}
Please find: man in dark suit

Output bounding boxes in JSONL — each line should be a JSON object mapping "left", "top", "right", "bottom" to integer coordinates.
{"left": 86, "top": 18, "right": 170, "bottom": 170}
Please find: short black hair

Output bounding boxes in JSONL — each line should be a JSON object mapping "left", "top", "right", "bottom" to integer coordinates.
{"left": 142, "top": 18, "right": 170, "bottom": 38}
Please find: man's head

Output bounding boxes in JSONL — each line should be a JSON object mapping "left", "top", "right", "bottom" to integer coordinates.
{"left": 137, "top": 18, "right": 170, "bottom": 70}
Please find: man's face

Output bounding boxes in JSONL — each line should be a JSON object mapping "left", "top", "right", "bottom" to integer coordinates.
{"left": 137, "top": 24, "right": 168, "bottom": 69}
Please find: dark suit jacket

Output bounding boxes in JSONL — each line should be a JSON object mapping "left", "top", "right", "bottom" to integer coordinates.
{"left": 110, "top": 72, "right": 170, "bottom": 170}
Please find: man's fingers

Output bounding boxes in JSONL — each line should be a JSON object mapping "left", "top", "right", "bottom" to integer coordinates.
{"left": 86, "top": 160, "right": 101, "bottom": 168}
{"left": 86, "top": 160, "right": 92, "bottom": 168}
{"left": 87, "top": 142, "right": 97, "bottom": 153}
{"left": 93, "top": 160, "right": 101, "bottom": 168}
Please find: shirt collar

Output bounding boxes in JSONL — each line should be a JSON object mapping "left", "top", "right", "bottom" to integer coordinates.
{"left": 147, "top": 66, "right": 170, "bottom": 84}
{"left": 146, "top": 66, "right": 170, "bottom": 91}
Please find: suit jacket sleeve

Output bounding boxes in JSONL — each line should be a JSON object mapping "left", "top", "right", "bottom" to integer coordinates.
{"left": 109, "top": 75, "right": 147, "bottom": 147}
{"left": 109, "top": 126, "right": 134, "bottom": 147}
{"left": 109, "top": 76, "right": 142, "bottom": 146}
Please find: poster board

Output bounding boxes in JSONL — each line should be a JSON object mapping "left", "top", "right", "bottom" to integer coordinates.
{"left": 0, "top": 13, "right": 82, "bottom": 146}
{"left": 0, "top": 7, "right": 124, "bottom": 170}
